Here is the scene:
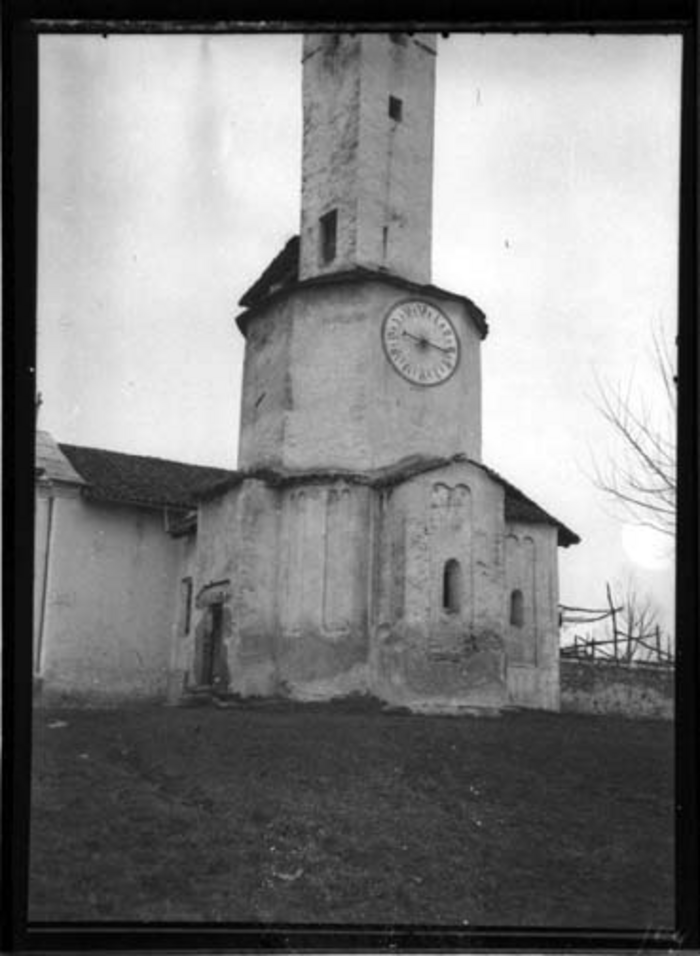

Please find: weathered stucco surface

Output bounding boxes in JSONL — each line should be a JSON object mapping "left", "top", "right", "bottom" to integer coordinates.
{"left": 504, "top": 522, "right": 560, "bottom": 711}
{"left": 184, "top": 33, "right": 570, "bottom": 714}
{"left": 276, "top": 483, "right": 372, "bottom": 695}
{"left": 372, "top": 462, "right": 508, "bottom": 710}
{"left": 193, "top": 479, "right": 372, "bottom": 700}
{"left": 35, "top": 490, "right": 185, "bottom": 704}
{"left": 237, "top": 304, "right": 292, "bottom": 470}
{"left": 560, "top": 660, "right": 673, "bottom": 719}
{"left": 189, "top": 459, "right": 560, "bottom": 712}
{"left": 167, "top": 532, "right": 198, "bottom": 701}
{"left": 237, "top": 281, "right": 483, "bottom": 472}
{"left": 33, "top": 32, "right": 576, "bottom": 717}
{"left": 300, "top": 33, "right": 436, "bottom": 284}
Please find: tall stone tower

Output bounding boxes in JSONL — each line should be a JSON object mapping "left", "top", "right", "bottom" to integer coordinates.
{"left": 185, "top": 30, "right": 577, "bottom": 714}
{"left": 299, "top": 33, "right": 436, "bottom": 284}
{"left": 237, "top": 31, "right": 486, "bottom": 474}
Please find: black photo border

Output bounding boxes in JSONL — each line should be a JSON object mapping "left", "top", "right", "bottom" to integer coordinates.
{"left": 3, "top": 0, "right": 697, "bottom": 951}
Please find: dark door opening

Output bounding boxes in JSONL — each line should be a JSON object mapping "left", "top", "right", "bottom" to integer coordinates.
{"left": 198, "top": 603, "right": 223, "bottom": 687}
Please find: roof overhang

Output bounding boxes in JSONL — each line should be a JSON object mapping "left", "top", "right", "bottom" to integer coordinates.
{"left": 235, "top": 266, "right": 489, "bottom": 340}
{"left": 197, "top": 452, "right": 579, "bottom": 548}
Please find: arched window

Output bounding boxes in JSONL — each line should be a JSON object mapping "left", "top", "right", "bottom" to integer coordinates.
{"left": 442, "top": 559, "right": 462, "bottom": 613}
{"left": 510, "top": 589, "right": 524, "bottom": 627}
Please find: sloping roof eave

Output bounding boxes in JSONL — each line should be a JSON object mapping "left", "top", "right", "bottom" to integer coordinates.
{"left": 198, "top": 453, "right": 579, "bottom": 547}
{"left": 235, "top": 261, "right": 489, "bottom": 340}
{"left": 81, "top": 487, "right": 196, "bottom": 512}
{"left": 58, "top": 442, "right": 235, "bottom": 512}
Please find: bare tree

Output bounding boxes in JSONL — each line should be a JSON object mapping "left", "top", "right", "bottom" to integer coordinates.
{"left": 591, "top": 330, "right": 676, "bottom": 537}
{"left": 616, "top": 579, "right": 663, "bottom": 662}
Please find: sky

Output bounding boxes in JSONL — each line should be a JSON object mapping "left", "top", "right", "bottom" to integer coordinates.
{"left": 36, "top": 31, "right": 681, "bottom": 634}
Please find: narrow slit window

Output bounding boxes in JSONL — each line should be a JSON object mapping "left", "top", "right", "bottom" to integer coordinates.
{"left": 442, "top": 559, "right": 462, "bottom": 613}
{"left": 510, "top": 589, "right": 524, "bottom": 628}
{"left": 319, "top": 209, "right": 338, "bottom": 264}
{"left": 181, "top": 576, "right": 193, "bottom": 635}
{"left": 389, "top": 96, "right": 403, "bottom": 122}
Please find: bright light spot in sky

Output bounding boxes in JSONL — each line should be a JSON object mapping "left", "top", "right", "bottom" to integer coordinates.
{"left": 621, "top": 523, "right": 673, "bottom": 571}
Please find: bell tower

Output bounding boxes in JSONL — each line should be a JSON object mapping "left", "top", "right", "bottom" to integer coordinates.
{"left": 299, "top": 32, "right": 437, "bottom": 285}
{"left": 189, "top": 30, "right": 574, "bottom": 715}
{"left": 237, "top": 31, "right": 486, "bottom": 474}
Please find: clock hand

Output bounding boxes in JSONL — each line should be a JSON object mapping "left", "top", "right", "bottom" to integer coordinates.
{"left": 401, "top": 329, "right": 455, "bottom": 354}
{"left": 425, "top": 340, "right": 456, "bottom": 355}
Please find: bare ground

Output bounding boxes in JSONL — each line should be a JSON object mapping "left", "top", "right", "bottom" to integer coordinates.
{"left": 29, "top": 699, "right": 674, "bottom": 928}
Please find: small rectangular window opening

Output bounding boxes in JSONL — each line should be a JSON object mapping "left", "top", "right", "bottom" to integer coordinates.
{"left": 319, "top": 209, "right": 337, "bottom": 264}
{"left": 182, "top": 577, "right": 193, "bottom": 634}
{"left": 510, "top": 589, "right": 525, "bottom": 628}
{"left": 443, "top": 559, "right": 462, "bottom": 614}
{"left": 389, "top": 96, "right": 403, "bottom": 122}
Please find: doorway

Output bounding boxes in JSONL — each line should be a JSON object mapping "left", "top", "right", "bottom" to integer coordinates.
{"left": 198, "top": 603, "right": 223, "bottom": 687}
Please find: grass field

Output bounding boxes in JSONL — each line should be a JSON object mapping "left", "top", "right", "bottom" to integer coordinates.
{"left": 29, "top": 700, "right": 674, "bottom": 927}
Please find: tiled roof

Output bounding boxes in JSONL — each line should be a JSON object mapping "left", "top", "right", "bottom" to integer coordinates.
{"left": 48, "top": 436, "right": 578, "bottom": 546}
{"left": 36, "top": 430, "right": 86, "bottom": 485}
{"left": 236, "top": 236, "right": 489, "bottom": 339}
{"left": 239, "top": 236, "right": 300, "bottom": 310}
{"left": 198, "top": 453, "right": 579, "bottom": 548}
{"left": 487, "top": 468, "right": 580, "bottom": 548}
{"left": 58, "top": 443, "right": 234, "bottom": 511}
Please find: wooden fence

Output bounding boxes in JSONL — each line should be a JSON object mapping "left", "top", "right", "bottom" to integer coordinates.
{"left": 559, "top": 583, "right": 674, "bottom": 666}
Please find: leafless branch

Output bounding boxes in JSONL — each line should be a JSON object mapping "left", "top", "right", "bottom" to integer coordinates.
{"left": 589, "top": 330, "right": 676, "bottom": 537}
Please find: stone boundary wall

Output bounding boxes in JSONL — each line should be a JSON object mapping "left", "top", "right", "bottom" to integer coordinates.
{"left": 560, "top": 659, "right": 674, "bottom": 720}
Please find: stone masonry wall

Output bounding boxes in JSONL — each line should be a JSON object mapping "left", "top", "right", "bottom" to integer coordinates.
{"left": 560, "top": 659, "right": 674, "bottom": 719}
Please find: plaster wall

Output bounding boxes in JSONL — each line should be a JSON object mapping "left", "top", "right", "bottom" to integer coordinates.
{"left": 372, "top": 462, "right": 508, "bottom": 710}
{"left": 233, "top": 480, "right": 280, "bottom": 695}
{"left": 300, "top": 33, "right": 361, "bottom": 280}
{"left": 191, "top": 470, "right": 562, "bottom": 712}
{"left": 238, "top": 281, "right": 482, "bottom": 472}
{"left": 194, "top": 480, "right": 280, "bottom": 697}
{"left": 355, "top": 34, "right": 436, "bottom": 282}
{"left": 238, "top": 305, "right": 292, "bottom": 469}
{"left": 276, "top": 481, "right": 372, "bottom": 697}
{"left": 504, "top": 521, "right": 560, "bottom": 710}
{"left": 34, "top": 491, "right": 52, "bottom": 672}
{"left": 194, "top": 478, "right": 373, "bottom": 700}
{"left": 299, "top": 33, "right": 436, "bottom": 284}
{"left": 36, "top": 494, "right": 183, "bottom": 704}
{"left": 166, "top": 532, "right": 198, "bottom": 701}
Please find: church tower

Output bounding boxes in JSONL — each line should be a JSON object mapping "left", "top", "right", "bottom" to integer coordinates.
{"left": 236, "top": 31, "right": 486, "bottom": 473}
{"left": 299, "top": 33, "right": 436, "bottom": 284}
{"left": 184, "top": 31, "right": 576, "bottom": 716}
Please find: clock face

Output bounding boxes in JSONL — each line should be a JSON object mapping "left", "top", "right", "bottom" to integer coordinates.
{"left": 382, "top": 299, "right": 460, "bottom": 386}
